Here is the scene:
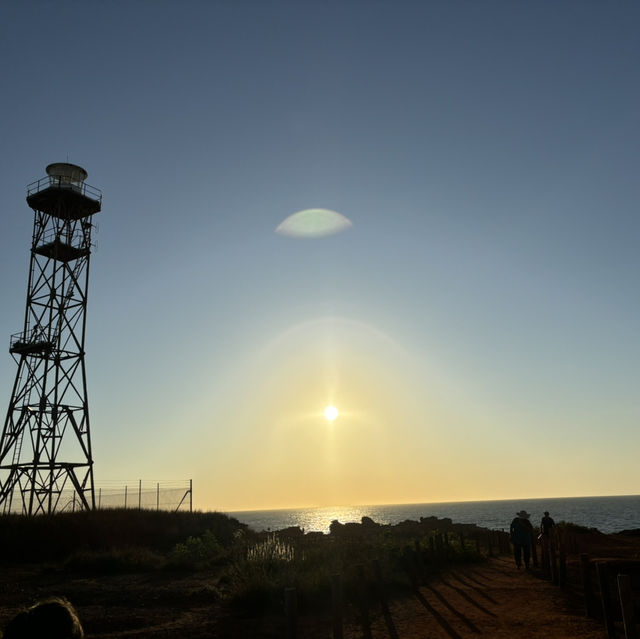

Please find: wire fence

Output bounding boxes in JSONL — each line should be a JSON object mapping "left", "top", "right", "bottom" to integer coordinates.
{"left": 0, "top": 480, "right": 193, "bottom": 515}
{"left": 94, "top": 479, "right": 193, "bottom": 512}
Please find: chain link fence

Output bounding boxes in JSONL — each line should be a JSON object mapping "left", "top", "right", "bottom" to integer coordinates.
{"left": 0, "top": 479, "right": 193, "bottom": 514}
{"left": 95, "top": 480, "right": 193, "bottom": 512}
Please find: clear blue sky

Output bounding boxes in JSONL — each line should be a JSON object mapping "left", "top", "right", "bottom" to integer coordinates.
{"left": 1, "top": 1, "right": 639, "bottom": 510}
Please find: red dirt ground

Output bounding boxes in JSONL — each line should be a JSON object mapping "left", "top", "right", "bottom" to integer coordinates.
{"left": 371, "top": 556, "right": 606, "bottom": 639}
{"left": 2, "top": 529, "right": 638, "bottom": 637}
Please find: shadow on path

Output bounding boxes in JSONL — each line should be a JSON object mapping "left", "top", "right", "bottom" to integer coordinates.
{"left": 423, "top": 584, "right": 482, "bottom": 634}
{"left": 414, "top": 589, "right": 464, "bottom": 639}
{"left": 450, "top": 573, "right": 499, "bottom": 604}
{"left": 439, "top": 577, "right": 498, "bottom": 618}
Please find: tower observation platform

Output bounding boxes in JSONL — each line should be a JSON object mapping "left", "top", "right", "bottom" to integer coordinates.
{"left": 26, "top": 163, "right": 102, "bottom": 219}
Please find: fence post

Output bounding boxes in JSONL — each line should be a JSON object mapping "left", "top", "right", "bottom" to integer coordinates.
{"left": 559, "top": 551, "right": 567, "bottom": 588}
{"left": 403, "top": 545, "right": 418, "bottom": 590}
{"left": 284, "top": 587, "right": 297, "bottom": 639}
{"left": 332, "top": 573, "right": 344, "bottom": 639}
{"left": 372, "top": 559, "right": 388, "bottom": 613}
{"left": 190, "top": 479, "right": 193, "bottom": 512}
{"left": 156, "top": 483, "right": 160, "bottom": 511}
{"left": 372, "top": 559, "right": 399, "bottom": 639}
{"left": 581, "top": 554, "right": 596, "bottom": 618}
{"left": 541, "top": 538, "right": 550, "bottom": 575}
{"left": 414, "top": 539, "right": 425, "bottom": 582}
{"left": 550, "top": 542, "right": 559, "bottom": 585}
{"left": 138, "top": 479, "right": 142, "bottom": 510}
{"left": 124, "top": 485, "right": 128, "bottom": 509}
{"left": 435, "top": 533, "right": 443, "bottom": 561}
{"left": 356, "top": 564, "right": 372, "bottom": 639}
{"left": 596, "top": 562, "right": 617, "bottom": 639}
{"left": 618, "top": 574, "right": 638, "bottom": 639}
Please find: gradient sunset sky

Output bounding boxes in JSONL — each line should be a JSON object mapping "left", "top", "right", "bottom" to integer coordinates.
{"left": 1, "top": 2, "right": 639, "bottom": 511}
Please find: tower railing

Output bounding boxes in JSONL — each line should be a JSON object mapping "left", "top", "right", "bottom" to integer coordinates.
{"left": 26, "top": 175, "right": 102, "bottom": 203}
{"left": 9, "top": 328, "right": 56, "bottom": 355}
{"left": 36, "top": 226, "right": 95, "bottom": 252}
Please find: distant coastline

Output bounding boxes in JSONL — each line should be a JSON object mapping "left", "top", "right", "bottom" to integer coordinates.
{"left": 228, "top": 494, "right": 640, "bottom": 534}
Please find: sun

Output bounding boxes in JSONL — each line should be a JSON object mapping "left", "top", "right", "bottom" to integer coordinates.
{"left": 324, "top": 405, "right": 339, "bottom": 421}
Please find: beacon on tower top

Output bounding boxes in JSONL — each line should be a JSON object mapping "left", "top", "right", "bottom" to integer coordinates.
{"left": 46, "top": 162, "right": 89, "bottom": 182}
{"left": 27, "top": 162, "right": 101, "bottom": 219}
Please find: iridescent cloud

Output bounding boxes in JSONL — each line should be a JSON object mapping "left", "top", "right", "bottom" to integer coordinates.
{"left": 276, "top": 208, "right": 353, "bottom": 238}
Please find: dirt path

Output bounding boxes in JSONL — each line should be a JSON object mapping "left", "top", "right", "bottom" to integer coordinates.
{"left": 0, "top": 554, "right": 613, "bottom": 638}
{"left": 362, "top": 556, "right": 607, "bottom": 639}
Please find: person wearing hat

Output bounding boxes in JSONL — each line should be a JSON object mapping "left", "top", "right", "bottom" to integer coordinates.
{"left": 510, "top": 510, "right": 533, "bottom": 569}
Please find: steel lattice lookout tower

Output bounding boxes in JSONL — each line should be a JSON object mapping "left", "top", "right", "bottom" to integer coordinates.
{"left": 0, "top": 163, "right": 102, "bottom": 515}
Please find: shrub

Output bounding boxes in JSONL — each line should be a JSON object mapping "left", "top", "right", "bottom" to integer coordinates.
{"left": 223, "top": 533, "right": 299, "bottom": 612}
{"left": 167, "top": 530, "right": 225, "bottom": 569}
{"left": 0, "top": 509, "right": 247, "bottom": 563}
{"left": 64, "top": 546, "right": 163, "bottom": 574}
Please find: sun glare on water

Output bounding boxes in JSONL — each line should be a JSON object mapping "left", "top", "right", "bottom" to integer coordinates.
{"left": 324, "top": 405, "right": 339, "bottom": 421}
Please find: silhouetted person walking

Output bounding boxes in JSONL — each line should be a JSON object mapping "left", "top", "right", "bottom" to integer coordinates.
{"left": 541, "top": 511, "right": 555, "bottom": 537}
{"left": 540, "top": 510, "right": 556, "bottom": 571}
{"left": 521, "top": 513, "right": 538, "bottom": 567}
{"left": 510, "top": 510, "right": 533, "bottom": 569}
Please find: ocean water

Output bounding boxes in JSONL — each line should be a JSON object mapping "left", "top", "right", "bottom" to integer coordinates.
{"left": 228, "top": 495, "right": 640, "bottom": 535}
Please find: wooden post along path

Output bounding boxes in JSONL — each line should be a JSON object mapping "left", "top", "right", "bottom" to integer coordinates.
{"left": 284, "top": 587, "right": 297, "bottom": 639}
{"left": 331, "top": 573, "right": 344, "bottom": 639}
